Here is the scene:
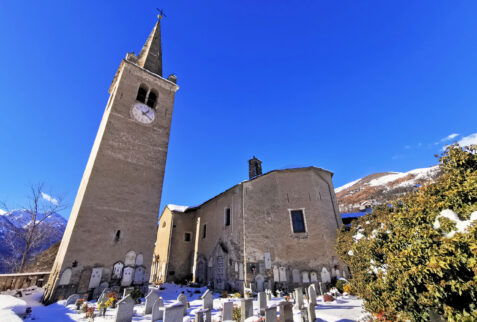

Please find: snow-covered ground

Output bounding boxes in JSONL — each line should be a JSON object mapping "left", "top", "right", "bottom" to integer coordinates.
{"left": 0, "top": 284, "right": 369, "bottom": 321}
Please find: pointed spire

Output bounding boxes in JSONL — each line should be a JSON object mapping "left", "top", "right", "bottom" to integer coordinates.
{"left": 137, "top": 16, "right": 163, "bottom": 76}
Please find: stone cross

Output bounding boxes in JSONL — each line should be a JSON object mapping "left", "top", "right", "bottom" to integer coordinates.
{"left": 123, "top": 287, "right": 134, "bottom": 299}
{"left": 145, "top": 290, "right": 160, "bottom": 315}
{"left": 163, "top": 302, "right": 185, "bottom": 322}
{"left": 240, "top": 298, "right": 253, "bottom": 321}
{"left": 177, "top": 293, "right": 188, "bottom": 316}
{"left": 265, "top": 305, "right": 277, "bottom": 322}
{"left": 201, "top": 289, "right": 214, "bottom": 310}
{"left": 308, "top": 285, "right": 317, "bottom": 307}
{"left": 114, "top": 294, "right": 135, "bottom": 322}
{"left": 222, "top": 301, "right": 234, "bottom": 321}
{"left": 279, "top": 301, "right": 293, "bottom": 322}
{"left": 98, "top": 287, "right": 111, "bottom": 304}
{"left": 65, "top": 294, "right": 80, "bottom": 306}
{"left": 151, "top": 297, "right": 164, "bottom": 321}
{"left": 294, "top": 288, "right": 304, "bottom": 310}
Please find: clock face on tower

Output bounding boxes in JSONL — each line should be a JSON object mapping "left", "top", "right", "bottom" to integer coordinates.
{"left": 131, "top": 103, "right": 155, "bottom": 124}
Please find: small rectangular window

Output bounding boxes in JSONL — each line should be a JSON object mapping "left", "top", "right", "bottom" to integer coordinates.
{"left": 184, "top": 233, "right": 191, "bottom": 242}
{"left": 225, "top": 208, "right": 231, "bottom": 226}
{"left": 291, "top": 210, "right": 306, "bottom": 233}
{"left": 202, "top": 224, "right": 207, "bottom": 239}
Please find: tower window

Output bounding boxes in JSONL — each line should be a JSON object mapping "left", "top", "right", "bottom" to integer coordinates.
{"left": 147, "top": 91, "right": 157, "bottom": 108}
{"left": 290, "top": 210, "right": 306, "bottom": 233}
{"left": 115, "top": 230, "right": 121, "bottom": 242}
{"left": 225, "top": 208, "right": 231, "bottom": 226}
{"left": 136, "top": 86, "right": 147, "bottom": 103}
{"left": 184, "top": 233, "right": 191, "bottom": 242}
{"left": 202, "top": 224, "right": 207, "bottom": 239}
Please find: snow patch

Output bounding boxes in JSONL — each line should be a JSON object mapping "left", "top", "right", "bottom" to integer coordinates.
{"left": 433, "top": 209, "right": 477, "bottom": 238}
{"left": 0, "top": 209, "right": 7, "bottom": 215}
{"left": 335, "top": 178, "right": 362, "bottom": 193}
{"left": 167, "top": 204, "right": 190, "bottom": 212}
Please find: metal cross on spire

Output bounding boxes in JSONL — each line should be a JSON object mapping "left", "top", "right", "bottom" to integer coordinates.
{"left": 156, "top": 8, "right": 167, "bottom": 20}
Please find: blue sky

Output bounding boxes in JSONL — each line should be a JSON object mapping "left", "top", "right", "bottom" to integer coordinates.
{"left": 0, "top": 1, "right": 476, "bottom": 218}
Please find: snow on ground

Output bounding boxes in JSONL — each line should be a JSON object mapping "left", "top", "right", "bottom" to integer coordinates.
{"left": 0, "top": 283, "right": 369, "bottom": 321}
{"left": 335, "top": 178, "right": 362, "bottom": 193}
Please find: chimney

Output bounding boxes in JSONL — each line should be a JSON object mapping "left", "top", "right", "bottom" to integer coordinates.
{"left": 248, "top": 156, "right": 262, "bottom": 179}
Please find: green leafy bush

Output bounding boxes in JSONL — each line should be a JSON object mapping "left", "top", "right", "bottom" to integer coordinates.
{"left": 336, "top": 144, "right": 477, "bottom": 321}
{"left": 335, "top": 279, "right": 347, "bottom": 293}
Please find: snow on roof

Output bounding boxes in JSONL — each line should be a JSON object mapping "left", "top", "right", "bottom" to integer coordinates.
{"left": 167, "top": 204, "right": 190, "bottom": 213}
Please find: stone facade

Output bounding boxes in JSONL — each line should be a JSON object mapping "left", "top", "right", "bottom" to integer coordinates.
{"left": 43, "top": 17, "right": 179, "bottom": 303}
{"left": 152, "top": 164, "right": 347, "bottom": 292}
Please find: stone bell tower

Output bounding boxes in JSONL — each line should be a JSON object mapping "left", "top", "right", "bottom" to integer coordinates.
{"left": 44, "top": 14, "right": 179, "bottom": 303}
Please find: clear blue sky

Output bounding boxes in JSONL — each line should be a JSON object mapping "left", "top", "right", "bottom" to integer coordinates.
{"left": 0, "top": 1, "right": 476, "bottom": 218}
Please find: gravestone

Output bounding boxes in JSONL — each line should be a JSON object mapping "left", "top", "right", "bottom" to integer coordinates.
{"left": 123, "top": 287, "right": 134, "bottom": 298}
{"left": 151, "top": 297, "right": 164, "bottom": 321}
{"left": 266, "top": 289, "right": 272, "bottom": 301}
{"left": 204, "top": 308, "right": 212, "bottom": 322}
{"left": 273, "top": 266, "right": 279, "bottom": 282}
{"left": 222, "top": 301, "right": 233, "bottom": 321}
{"left": 292, "top": 269, "right": 300, "bottom": 284}
{"left": 302, "top": 271, "right": 310, "bottom": 284}
{"left": 318, "top": 282, "right": 323, "bottom": 296}
{"left": 265, "top": 305, "right": 277, "bottom": 322}
{"left": 194, "top": 309, "right": 211, "bottom": 322}
{"left": 59, "top": 268, "right": 72, "bottom": 286}
{"left": 133, "top": 266, "right": 146, "bottom": 285}
{"left": 77, "top": 268, "right": 92, "bottom": 293}
{"left": 177, "top": 293, "right": 188, "bottom": 316}
{"left": 240, "top": 298, "right": 253, "bottom": 321}
{"left": 294, "top": 288, "right": 304, "bottom": 310}
{"left": 307, "top": 303, "right": 316, "bottom": 322}
{"left": 145, "top": 290, "right": 160, "bottom": 315}
{"left": 112, "top": 262, "right": 124, "bottom": 280}
{"left": 121, "top": 267, "right": 135, "bottom": 287}
{"left": 93, "top": 282, "right": 109, "bottom": 299}
{"left": 258, "top": 291, "right": 267, "bottom": 315}
{"left": 65, "top": 294, "right": 80, "bottom": 306}
{"left": 279, "top": 267, "right": 287, "bottom": 282}
{"left": 279, "top": 301, "right": 293, "bottom": 322}
{"left": 163, "top": 302, "right": 184, "bottom": 322}
{"left": 115, "top": 294, "right": 135, "bottom": 322}
{"left": 320, "top": 267, "right": 331, "bottom": 284}
{"left": 310, "top": 272, "right": 318, "bottom": 283}
{"left": 300, "top": 307, "right": 309, "bottom": 322}
{"left": 89, "top": 267, "right": 103, "bottom": 289}
{"left": 201, "top": 289, "right": 214, "bottom": 310}
{"left": 308, "top": 285, "right": 316, "bottom": 307}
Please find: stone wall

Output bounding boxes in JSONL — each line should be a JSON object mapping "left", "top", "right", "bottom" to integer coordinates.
{"left": 0, "top": 272, "right": 50, "bottom": 292}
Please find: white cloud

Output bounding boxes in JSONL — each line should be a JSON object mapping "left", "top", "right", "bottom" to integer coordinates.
{"left": 441, "top": 133, "right": 459, "bottom": 142}
{"left": 41, "top": 192, "right": 59, "bottom": 205}
{"left": 457, "top": 133, "right": 477, "bottom": 147}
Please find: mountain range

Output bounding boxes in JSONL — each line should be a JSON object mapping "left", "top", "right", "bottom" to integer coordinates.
{"left": 0, "top": 210, "right": 66, "bottom": 273}
{"left": 335, "top": 165, "right": 441, "bottom": 213}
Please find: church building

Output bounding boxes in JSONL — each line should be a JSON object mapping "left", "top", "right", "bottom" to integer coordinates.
{"left": 43, "top": 14, "right": 178, "bottom": 303}
{"left": 152, "top": 157, "right": 347, "bottom": 292}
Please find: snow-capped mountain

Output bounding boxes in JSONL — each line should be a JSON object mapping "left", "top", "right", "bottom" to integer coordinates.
{"left": 335, "top": 165, "right": 441, "bottom": 213}
{"left": 0, "top": 210, "right": 66, "bottom": 273}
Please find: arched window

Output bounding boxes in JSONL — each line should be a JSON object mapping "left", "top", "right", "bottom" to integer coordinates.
{"left": 136, "top": 86, "right": 147, "bottom": 103}
{"left": 147, "top": 91, "right": 157, "bottom": 108}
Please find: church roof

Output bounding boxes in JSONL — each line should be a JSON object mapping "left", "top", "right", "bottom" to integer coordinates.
{"left": 164, "top": 166, "right": 334, "bottom": 215}
{"left": 137, "top": 17, "right": 163, "bottom": 76}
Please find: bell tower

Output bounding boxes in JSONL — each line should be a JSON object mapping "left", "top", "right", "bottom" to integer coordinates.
{"left": 44, "top": 14, "right": 179, "bottom": 303}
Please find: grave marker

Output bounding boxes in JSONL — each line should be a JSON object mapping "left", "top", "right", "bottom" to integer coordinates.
{"left": 114, "top": 294, "right": 135, "bottom": 322}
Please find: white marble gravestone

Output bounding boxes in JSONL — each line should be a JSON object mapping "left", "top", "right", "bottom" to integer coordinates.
{"left": 88, "top": 267, "right": 103, "bottom": 289}
{"left": 121, "top": 267, "right": 134, "bottom": 287}
{"left": 279, "top": 267, "right": 287, "bottom": 282}
{"left": 273, "top": 266, "right": 279, "bottom": 282}
{"left": 133, "top": 266, "right": 145, "bottom": 285}
{"left": 124, "top": 251, "right": 136, "bottom": 266}
{"left": 302, "top": 271, "right": 310, "bottom": 284}
{"left": 292, "top": 269, "right": 300, "bottom": 284}
{"left": 112, "top": 262, "right": 124, "bottom": 279}
{"left": 321, "top": 267, "right": 331, "bottom": 284}
{"left": 310, "top": 271, "right": 318, "bottom": 283}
